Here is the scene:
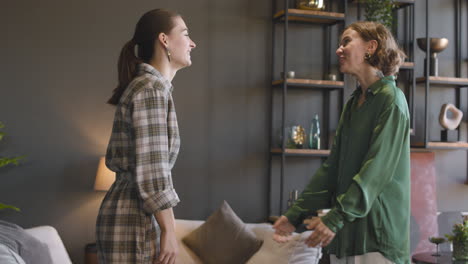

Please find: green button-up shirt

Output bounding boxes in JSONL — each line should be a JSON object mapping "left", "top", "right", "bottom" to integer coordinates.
{"left": 285, "top": 76, "right": 410, "bottom": 264}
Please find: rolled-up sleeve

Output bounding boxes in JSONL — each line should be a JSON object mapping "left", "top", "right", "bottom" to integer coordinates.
{"left": 132, "top": 87, "right": 180, "bottom": 214}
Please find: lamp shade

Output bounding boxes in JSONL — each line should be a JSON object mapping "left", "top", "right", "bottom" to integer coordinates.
{"left": 94, "top": 157, "right": 116, "bottom": 191}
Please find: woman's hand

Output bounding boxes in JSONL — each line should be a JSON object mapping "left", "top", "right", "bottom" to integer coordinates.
{"left": 155, "top": 230, "right": 178, "bottom": 264}
{"left": 303, "top": 217, "right": 335, "bottom": 247}
{"left": 272, "top": 215, "right": 296, "bottom": 243}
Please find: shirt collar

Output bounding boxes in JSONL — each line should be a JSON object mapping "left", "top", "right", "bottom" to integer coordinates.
{"left": 351, "top": 75, "right": 396, "bottom": 98}
{"left": 137, "top": 63, "right": 174, "bottom": 93}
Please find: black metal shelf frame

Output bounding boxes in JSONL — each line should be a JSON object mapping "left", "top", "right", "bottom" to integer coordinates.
{"left": 419, "top": 0, "right": 466, "bottom": 147}
{"left": 416, "top": 0, "right": 468, "bottom": 183}
{"left": 268, "top": 0, "right": 347, "bottom": 216}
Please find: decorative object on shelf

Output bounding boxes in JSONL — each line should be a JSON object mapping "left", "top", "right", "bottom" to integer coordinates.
{"left": 309, "top": 114, "right": 320, "bottom": 149}
{"left": 281, "top": 71, "right": 296, "bottom": 79}
{"left": 417, "top": 37, "right": 449, "bottom": 76}
{"left": 94, "top": 156, "right": 116, "bottom": 191}
{"left": 364, "top": 0, "right": 396, "bottom": 29}
{"left": 428, "top": 236, "right": 445, "bottom": 256}
{"left": 290, "top": 125, "right": 306, "bottom": 149}
{"left": 0, "top": 121, "right": 24, "bottom": 212}
{"left": 296, "top": 0, "right": 325, "bottom": 11}
{"left": 439, "top": 103, "right": 463, "bottom": 142}
{"left": 287, "top": 190, "right": 299, "bottom": 208}
{"left": 327, "top": 73, "right": 337, "bottom": 81}
{"left": 445, "top": 217, "right": 468, "bottom": 261}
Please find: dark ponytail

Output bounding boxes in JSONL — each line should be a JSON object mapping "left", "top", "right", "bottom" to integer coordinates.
{"left": 107, "top": 9, "right": 179, "bottom": 105}
{"left": 107, "top": 39, "right": 141, "bottom": 105}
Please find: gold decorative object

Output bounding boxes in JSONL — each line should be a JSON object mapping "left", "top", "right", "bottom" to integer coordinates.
{"left": 291, "top": 125, "right": 306, "bottom": 148}
{"left": 296, "top": 0, "right": 325, "bottom": 11}
{"left": 417, "top": 38, "right": 449, "bottom": 53}
{"left": 417, "top": 37, "right": 449, "bottom": 76}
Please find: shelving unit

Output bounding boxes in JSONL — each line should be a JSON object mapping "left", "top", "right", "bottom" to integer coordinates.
{"left": 413, "top": 0, "right": 468, "bottom": 183}
{"left": 268, "top": 0, "right": 347, "bottom": 216}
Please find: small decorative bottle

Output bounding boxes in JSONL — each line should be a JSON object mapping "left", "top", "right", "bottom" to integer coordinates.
{"left": 287, "top": 190, "right": 299, "bottom": 208}
{"left": 309, "top": 114, "right": 320, "bottom": 149}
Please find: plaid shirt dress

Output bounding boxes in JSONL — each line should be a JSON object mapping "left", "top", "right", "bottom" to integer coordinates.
{"left": 96, "top": 63, "right": 180, "bottom": 263}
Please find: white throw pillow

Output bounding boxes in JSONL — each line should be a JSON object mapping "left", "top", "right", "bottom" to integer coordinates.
{"left": 247, "top": 227, "right": 321, "bottom": 264}
{"left": 288, "top": 231, "right": 322, "bottom": 264}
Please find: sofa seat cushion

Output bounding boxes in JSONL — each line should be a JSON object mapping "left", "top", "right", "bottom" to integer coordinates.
{"left": 176, "top": 219, "right": 322, "bottom": 264}
{"left": 182, "top": 201, "right": 263, "bottom": 264}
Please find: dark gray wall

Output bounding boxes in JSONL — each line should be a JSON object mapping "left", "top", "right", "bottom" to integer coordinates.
{"left": 0, "top": 0, "right": 467, "bottom": 263}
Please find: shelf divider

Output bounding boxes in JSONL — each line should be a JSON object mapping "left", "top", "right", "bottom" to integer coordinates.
{"left": 271, "top": 148, "right": 331, "bottom": 156}
{"left": 416, "top": 76, "right": 468, "bottom": 87}
{"left": 273, "top": 9, "right": 345, "bottom": 24}
{"left": 272, "top": 78, "right": 344, "bottom": 89}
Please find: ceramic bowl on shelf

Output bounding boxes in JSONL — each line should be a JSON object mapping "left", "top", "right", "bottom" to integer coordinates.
{"left": 416, "top": 37, "right": 449, "bottom": 53}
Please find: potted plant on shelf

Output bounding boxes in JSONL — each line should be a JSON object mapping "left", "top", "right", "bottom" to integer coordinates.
{"left": 364, "top": 0, "right": 396, "bottom": 29}
{"left": 445, "top": 216, "right": 468, "bottom": 260}
{"left": 0, "top": 121, "right": 24, "bottom": 212}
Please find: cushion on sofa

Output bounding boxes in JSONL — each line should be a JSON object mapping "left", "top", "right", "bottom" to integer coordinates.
{"left": 0, "top": 244, "right": 26, "bottom": 264}
{"left": 182, "top": 201, "right": 263, "bottom": 264}
{"left": 246, "top": 228, "right": 321, "bottom": 264}
{"left": 0, "top": 220, "right": 53, "bottom": 264}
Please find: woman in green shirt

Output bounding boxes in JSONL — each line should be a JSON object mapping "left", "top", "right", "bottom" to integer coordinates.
{"left": 273, "top": 21, "right": 410, "bottom": 264}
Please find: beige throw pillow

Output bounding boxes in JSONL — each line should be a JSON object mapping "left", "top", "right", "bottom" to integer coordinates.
{"left": 182, "top": 201, "right": 263, "bottom": 264}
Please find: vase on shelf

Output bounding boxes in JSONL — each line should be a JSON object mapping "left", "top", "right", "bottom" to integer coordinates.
{"left": 309, "top": 114, "right": 320, "bottom": 149}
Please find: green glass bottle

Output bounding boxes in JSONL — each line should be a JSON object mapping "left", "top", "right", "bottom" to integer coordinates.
{"left": 309, "top": 114, "right": 320, "bottom": 149}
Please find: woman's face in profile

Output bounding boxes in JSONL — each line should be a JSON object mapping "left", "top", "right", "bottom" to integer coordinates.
{"left": 336, "top": 29, "right": 369, "bottom": 75}
{"left": 166, "top": 16, "right": 197, "bottom": 69}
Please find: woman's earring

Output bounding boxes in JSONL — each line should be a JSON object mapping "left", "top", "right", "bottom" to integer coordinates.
{"left": 166, "top": 47, "right": 172, "bottom": 62}
{"left": 364, "top": 52, "right": 372, "bottom": 60}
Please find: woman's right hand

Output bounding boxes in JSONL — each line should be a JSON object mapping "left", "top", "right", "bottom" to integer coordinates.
{"left": 272, "top": 215, "right": 296, "bottom": 243}
{"left": 155, "top": 230, "right": 179, "bottom": 264}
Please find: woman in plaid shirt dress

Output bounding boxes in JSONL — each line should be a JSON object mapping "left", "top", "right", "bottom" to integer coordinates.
{"left": 96, "top": 9, "right": 196, "bottom": 264}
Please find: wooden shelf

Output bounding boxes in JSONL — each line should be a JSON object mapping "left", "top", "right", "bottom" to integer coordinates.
{"left": 273, "top": 9, "right": 345, "bottom": 24}
{"left": 271, "top": 148, "right": 330, "bottom": 156}
{"left": 400, "top": 62, "right": 414, "bottom": 70}
{"left": 417, "top": 76, "right": 468, "bottom": 87}
{"left": 350, "top": 0, "right": 415, "bottom": 8}
{"left": 272, "top": 78, "right": 344, "bottom": 90}
{"left": 411, "top": 141, "right": 468, "bottom": 150}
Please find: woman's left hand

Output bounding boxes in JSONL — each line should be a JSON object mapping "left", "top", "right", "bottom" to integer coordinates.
{"left": 303, "top": 217, "right": 335, "bottom": 247}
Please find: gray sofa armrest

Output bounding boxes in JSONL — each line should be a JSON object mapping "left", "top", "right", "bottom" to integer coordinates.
{"left": 25, "top": 226, "right": 72, "bottom": 264}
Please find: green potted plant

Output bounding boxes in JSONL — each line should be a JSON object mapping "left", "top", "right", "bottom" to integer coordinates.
{"left": 445, "top": 217, "right": 468, "bottom": 260}
{"left": 0, "top": 121, "right": 24, "bottom": 212}
{"left": 364, "top": 0, "right": 396, "bottom": 29}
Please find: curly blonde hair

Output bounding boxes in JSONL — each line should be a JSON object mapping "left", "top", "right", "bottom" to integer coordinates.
{"left": 345, "top": 21, "right": 406, "bottom": 76}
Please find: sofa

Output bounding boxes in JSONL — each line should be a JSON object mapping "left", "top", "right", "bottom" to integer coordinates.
{"left": 0, "top": 222, "right": 72, "bottom": 264}
{"left": 175, "top": 219, "right": 322, "bottom": 264}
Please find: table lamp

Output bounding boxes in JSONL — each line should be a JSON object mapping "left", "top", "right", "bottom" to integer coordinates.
{"left": 93, "top": 157, "right": 115, "bottom": 191}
